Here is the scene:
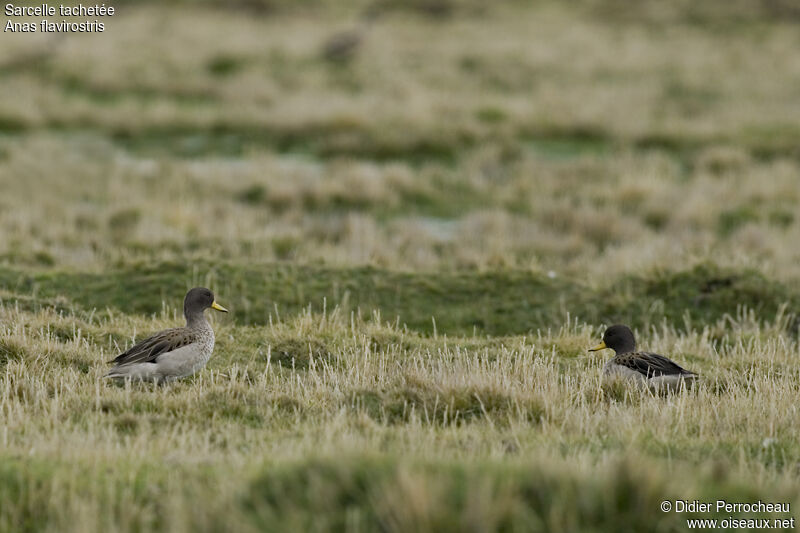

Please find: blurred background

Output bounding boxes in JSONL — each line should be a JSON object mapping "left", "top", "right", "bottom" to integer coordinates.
{"left": 2, "top": 0, "right": 800, "bottom": 282}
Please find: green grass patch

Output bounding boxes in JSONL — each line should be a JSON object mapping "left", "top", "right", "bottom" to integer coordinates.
{"left": 520, "top": 127, "right": 613, "bottom": 160}
{"left": 108, "top": 124, "right": 462, "bottom": 165}
{"left": 1, "top": 263, "right": 797, "bottom": 336}
{"left": 717, "top": 206, "right": 760, "bottom": 237}
{"left": 0, "top": 338, "right": 26, "bottom": 367}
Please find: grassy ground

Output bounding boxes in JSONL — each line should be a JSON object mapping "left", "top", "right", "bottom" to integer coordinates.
{"left": 2, "top": 1, "right": 800, "bottom": 531}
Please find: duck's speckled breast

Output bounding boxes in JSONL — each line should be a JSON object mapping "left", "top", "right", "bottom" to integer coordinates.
{"left": 191, "top": 324, "right": 215, "bottom": 370}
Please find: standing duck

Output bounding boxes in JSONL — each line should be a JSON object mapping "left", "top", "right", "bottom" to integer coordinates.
{"left": 105, "top": 287, "right": 228, "bottom": 382}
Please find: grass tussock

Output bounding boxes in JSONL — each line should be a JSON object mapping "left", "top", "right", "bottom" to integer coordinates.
{"left": 350, "top": 381, "right": 546, "bottom": 426}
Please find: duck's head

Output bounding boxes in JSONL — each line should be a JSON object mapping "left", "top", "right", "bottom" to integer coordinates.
{"left": 184, "top": 287, "right": 228, "bottom": 318}
{"left": 589, "top": 324, "right": 636, "bottom": 354}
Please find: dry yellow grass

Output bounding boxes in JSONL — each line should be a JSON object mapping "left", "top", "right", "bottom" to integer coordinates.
{"left": 1, "top": 303, "right": 799, "bottom": 530}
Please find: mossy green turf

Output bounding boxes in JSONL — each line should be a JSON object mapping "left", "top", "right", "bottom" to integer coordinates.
{"left": 1, "top": 263, "right": 796, "bottom": 336}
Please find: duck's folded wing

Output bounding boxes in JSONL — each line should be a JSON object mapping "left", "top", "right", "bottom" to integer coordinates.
{"left": 108, "top": 328, "right": 195, "bottom": 366}
{"left": 616, "top": 352, "right": 695, "bottom": 379}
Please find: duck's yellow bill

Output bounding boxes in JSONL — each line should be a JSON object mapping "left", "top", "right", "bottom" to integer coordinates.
{"left": 588, "top": 341, "right": 607, "bottom": 352}
{"left": 211, "top": 301, "right": 229, "bottom": 313}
